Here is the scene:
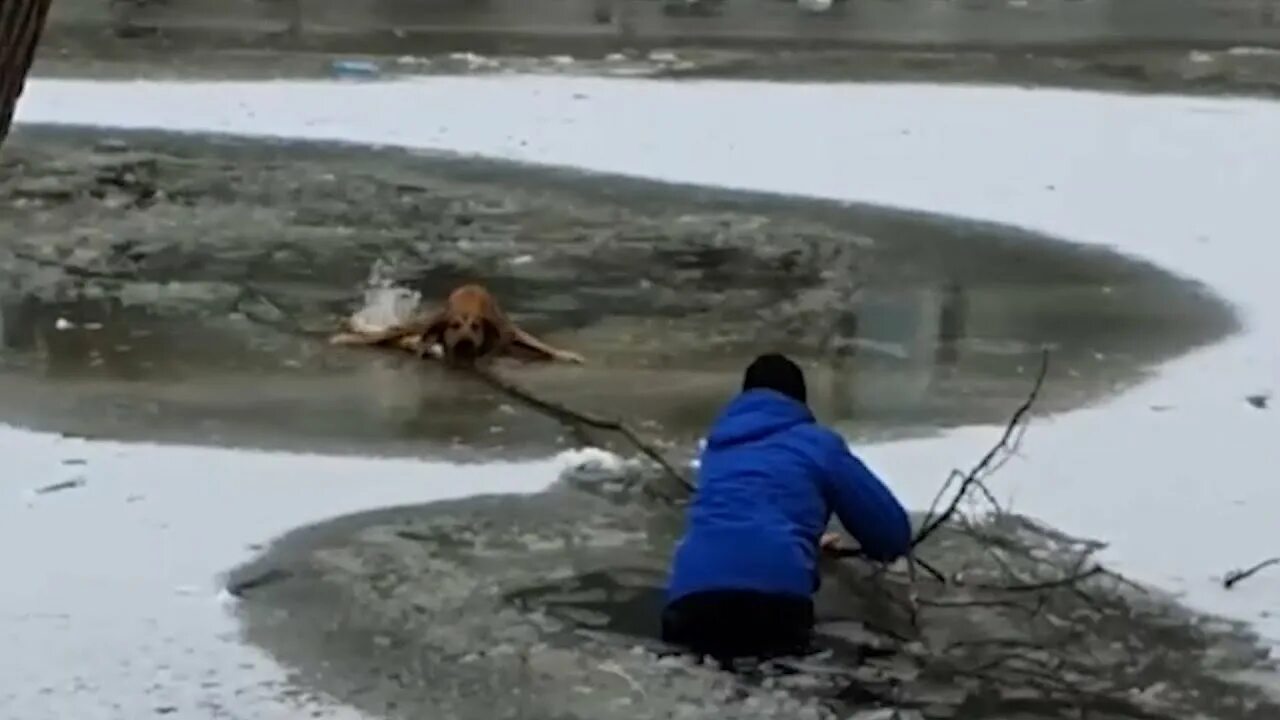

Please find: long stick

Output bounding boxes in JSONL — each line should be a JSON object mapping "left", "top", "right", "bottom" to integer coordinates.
{"left": 467, "top": 365, "right": 695, "bottom": 496}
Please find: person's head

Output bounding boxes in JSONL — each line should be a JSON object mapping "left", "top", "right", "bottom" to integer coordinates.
{"left": 741, "top": 352, "right": 807, "bottom": 405}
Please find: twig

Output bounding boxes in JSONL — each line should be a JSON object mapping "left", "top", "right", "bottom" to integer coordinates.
{"left": 971, "top": 478, "right": 1005, "bottom": 515}
{"left": 829, "top": 547, "right": 948, "bottom": 584}
{"left": 467, "top": 364, "right": 695, "bottom": 496}
{"left": 1098, "top": 568, "right": 1148, "bottom": 596}
{"left": 912, "top": 348, "right": 1051, "bottom": 550}
{"left": 1223, "top": 557, "right": 1280, "bottom": 589}
{"left": 910, "top": 556, "right": 948, "bottom": 584}
{"left": 919, "top": 468, "right": 965, "bottom": 536}
{"left": 972, "top": 566, "right": 1104, "bottom": 593}
{"left": 920, "top": 470, "right": 1006, "bottom": 541}
{"left": 1002, "top": 515, "right": 1109, "bottom": 555}
{"left": 916, "top": 597, "right": 1034, "bottom": 611}
{"left": 34, "top": 478, "right": 86, "bottom": 494}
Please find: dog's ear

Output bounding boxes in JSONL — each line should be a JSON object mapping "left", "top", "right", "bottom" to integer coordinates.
{"left": 478, "top": 316, "right": 501, "bottom": 357}
{"left": 416, "top": 310, "right": 450, "bottom": 343}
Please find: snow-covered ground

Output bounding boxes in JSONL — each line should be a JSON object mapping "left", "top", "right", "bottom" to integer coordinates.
{"left": 7, "top": 76, "right": 1279, "bottom": 715}
{"left": 0, "top": 425, "right": 579, "bottom": 718}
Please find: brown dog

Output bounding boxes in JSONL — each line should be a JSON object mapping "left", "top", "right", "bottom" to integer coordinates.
{"left": 330, "top": 283, "right": 585, "bottom": 366}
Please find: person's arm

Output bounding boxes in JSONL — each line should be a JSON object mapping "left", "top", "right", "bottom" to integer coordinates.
{"left": 822, "top": 434, "right": 912, "bottom": 563}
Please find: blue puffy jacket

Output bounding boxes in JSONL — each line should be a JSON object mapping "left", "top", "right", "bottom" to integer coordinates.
{"left": 665, "top": 388, "right": 912, "bottom": 604}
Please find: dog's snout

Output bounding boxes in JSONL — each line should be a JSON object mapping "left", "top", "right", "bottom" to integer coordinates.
{"left": 452, "top": 337, "right": 477, "bottom": 356}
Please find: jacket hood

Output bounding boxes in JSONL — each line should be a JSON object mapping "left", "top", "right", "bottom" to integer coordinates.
{"left": 704, "top": 389, "right": 815, "bottom": 449}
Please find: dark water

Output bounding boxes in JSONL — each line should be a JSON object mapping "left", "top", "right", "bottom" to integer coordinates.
{"left": 0, "top": 127, "right": 1236, "bottom": 459}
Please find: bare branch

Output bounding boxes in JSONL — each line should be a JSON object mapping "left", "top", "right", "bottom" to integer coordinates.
{"left": 912, "top": 348, "right": 1051, "bottom": 550}
{"left": 829, "top": 547, "right": 948, "bottom": 583}
{"left": 971, "top": 566, "right": 1104, "bottom": 593}
{"left": 1223, "top": 556, "right": 1280, "bottom": 590}
{"left": 919, "top": 468, "right": 966, "bottom": 534}
{"left": 911, "top": 556, "right": 949, "bottom": 584}
{"left": 467, "top": 364, "right": 695, "bottom": 496}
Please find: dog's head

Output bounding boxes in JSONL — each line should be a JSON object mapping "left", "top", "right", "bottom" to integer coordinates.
{"left": 438, "top": 311, "right": 498, "bottom": 364}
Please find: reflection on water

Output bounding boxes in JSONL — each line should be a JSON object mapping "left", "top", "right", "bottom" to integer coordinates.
{"left": 0, "top": 128, "right": 1236, "bottom": 458}
{"left": 935, "top": 281, "right": 966, "bottom": 369}
{"left": 1, "top": 280, "right": 977, "bottom": 383}
{"left": 1, "top": 295, "right": 159, "bottom": 381}
{"left": 0, "top": 260, "right": 1224, "bottom": 459}
{"left": 812, "top": 282, "right": 973, "bottom": 428}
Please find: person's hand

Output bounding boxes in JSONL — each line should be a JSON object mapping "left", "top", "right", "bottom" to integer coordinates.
{"left": 819, "top": 532, "right": 846, "bottom": 554}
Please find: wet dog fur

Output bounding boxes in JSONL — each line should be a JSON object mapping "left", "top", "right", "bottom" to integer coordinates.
{"left": 330, "top": 283, "right": 586, "bottom": 366}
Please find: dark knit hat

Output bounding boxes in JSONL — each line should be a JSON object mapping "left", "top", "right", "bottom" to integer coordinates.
{"left": 741, "top": 352, "right": 807, "bottom": 405}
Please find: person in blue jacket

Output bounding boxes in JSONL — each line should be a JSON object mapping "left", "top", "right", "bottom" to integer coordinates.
{"left": 661, "top": 352, "right": 912, "bottom": 663}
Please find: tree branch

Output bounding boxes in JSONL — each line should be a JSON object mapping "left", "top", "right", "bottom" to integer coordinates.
{"left": 1223, "top": 557, "right": 1280, "bottom": 590}
{"left": 467, "top": 364, "right": 695, "bottom": 496}
{"left": 912, "top": 348, "right": 1050, "bottom": 550}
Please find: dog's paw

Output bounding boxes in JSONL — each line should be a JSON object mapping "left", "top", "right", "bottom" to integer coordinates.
{"left": 329, "top": 332, "right": 366, "bottom": 345}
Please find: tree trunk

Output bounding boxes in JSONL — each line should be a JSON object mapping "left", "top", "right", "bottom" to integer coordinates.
{"left": 0, "top": 0, "right": 53, "bottom": 149}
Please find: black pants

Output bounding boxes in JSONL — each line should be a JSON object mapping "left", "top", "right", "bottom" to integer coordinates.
{"left": 660, "top": 590, "right": 814, "bottom": 663}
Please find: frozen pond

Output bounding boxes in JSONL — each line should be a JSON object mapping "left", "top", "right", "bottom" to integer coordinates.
{"left": 5, "top": 75, "right": 1280, "bottom": 717}
{"left": 0, "top": 124, "right": 1231, "bottom": 458}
